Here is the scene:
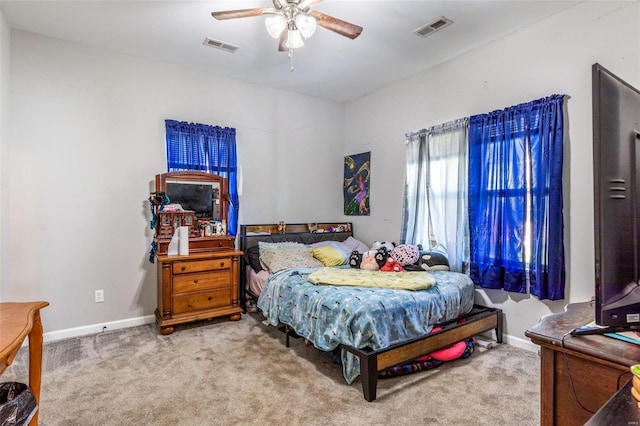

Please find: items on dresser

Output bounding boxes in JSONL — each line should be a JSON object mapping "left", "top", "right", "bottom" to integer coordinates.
{"left": 156, "top": 211, "right": 199, "bottom": 240}
{"left": 153, "top": 171, "right": 231, "bottom": 255}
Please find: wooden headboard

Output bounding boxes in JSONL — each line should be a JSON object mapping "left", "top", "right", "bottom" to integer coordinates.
{"left": 239, "top": 222, "right": 353, "bottom": 250}
{"left": 238, "top": 222, "right": 353, "bottom": 309}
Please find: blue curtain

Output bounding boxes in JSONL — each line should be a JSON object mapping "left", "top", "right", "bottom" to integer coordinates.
{"left": 468, "top": 95, "right": 565, "bottom": 300}
{"left": 165, "top": 120, "right": 239, "bottom": 236}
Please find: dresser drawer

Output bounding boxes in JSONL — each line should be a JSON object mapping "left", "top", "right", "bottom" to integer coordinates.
{"left": 173, "top": 270, "right": 231, "bottom": 294}
{"left": 173, "top": 258, "right": 231, "bottom": 274}
{"left": 173, "top": 289, "right": 232, "bottom": 314}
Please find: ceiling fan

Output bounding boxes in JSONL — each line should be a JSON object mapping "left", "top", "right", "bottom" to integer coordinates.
{"left": 211, "top": 0, "right": 363, "bottom": 51}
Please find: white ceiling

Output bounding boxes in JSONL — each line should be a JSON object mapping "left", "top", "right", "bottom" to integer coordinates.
{"left": 1, "top": 0, "right": 581, "bottom": 103}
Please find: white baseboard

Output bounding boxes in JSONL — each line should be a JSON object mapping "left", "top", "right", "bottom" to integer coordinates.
{"left": 502, "top": 334, "right": 539, "bottom": 353}
{"left": 477, "top": 331, "right": 539, "bottom": 353}
{"left": 43, "top": 315, "right": 156, "bottom": 342}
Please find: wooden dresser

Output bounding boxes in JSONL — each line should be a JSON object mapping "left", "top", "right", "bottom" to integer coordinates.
{"left": 155, "top": 250, "right": 243, "bottom": 335}
{"left": 525, "top": 302, "right": 639, "bottom": 426}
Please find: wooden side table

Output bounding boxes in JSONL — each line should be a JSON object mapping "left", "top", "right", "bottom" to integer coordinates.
{"left": 525, "top": 302, "right": 639, "bottom": 426}
{"left": 0, "top": 301, "right": 49, "bottom": 425}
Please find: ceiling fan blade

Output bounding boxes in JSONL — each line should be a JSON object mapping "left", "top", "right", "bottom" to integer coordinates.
{"left": 309, "top": 11, "right": 363, "bottom": 40}
{"left": 211, "top": 8, "right": 269, "bottom": 20}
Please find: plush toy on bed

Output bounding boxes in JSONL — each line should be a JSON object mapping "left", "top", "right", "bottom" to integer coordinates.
{"left": 371, "top": 241, "right": 396, "bottom": 252}
{"left": 390, "top": 244, "right": 420, "bottom": 267}
{"left": 380, "top": 257, "right": 404, "bottom": 272}
{"left": 348, "top": 250, "right": 362, "bottom": 268}
{"left": 360, "top": 252, "right": 380, "bottom": 270}
{"left": 373, "top": 246, "right": 392, "bottom": 267}
{"left": 404, "top": 245, "right": 450, "bottom": 271}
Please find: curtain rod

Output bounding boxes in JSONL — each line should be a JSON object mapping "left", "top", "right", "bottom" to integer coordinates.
{"left": 404, "top": 117, "right": 469, "bottom": 142}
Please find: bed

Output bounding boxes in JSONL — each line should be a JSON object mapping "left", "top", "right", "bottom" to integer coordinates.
{"left": 239, "top": 223, "right": 503, "bottom": 401}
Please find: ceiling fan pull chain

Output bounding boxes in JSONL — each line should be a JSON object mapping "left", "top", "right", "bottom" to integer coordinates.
{"left": 289, "top": 49, "right": 295, "bottom": 72}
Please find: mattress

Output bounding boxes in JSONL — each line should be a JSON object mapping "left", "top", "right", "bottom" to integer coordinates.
{"left": 257, "top": 267, "right": 475, "bottom": 383}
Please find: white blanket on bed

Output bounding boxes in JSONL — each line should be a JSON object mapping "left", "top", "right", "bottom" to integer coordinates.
{"left": 307, "top": 267, "right": 436, "bottom": 290}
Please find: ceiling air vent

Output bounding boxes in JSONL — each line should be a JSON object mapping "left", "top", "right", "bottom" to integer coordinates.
{"left": 414, "top": 16, "right": 453, "bottom": 38}
{"left": 203, "top": 37, "right": 239, "bottom": 53}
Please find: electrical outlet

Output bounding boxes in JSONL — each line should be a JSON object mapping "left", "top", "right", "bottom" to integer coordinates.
{"left": 95, "top": 289, "right": 104, "bottom": 303}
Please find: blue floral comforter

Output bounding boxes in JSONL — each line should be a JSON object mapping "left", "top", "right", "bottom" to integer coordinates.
{"left": 257, "top": 267, "right": 475, "bottom": 384}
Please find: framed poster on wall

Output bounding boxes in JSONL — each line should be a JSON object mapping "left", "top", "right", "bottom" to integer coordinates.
{"left": 343, "top": 151, "right": 370, "bottom": 216}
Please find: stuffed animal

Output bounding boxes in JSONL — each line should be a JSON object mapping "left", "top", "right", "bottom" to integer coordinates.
{"left": 349, "top": 250, "right": 362, "bottom": 268}
{"left": 391, "top": 244, "right": 420, "bottom": 266}
{"left": 374, "top": 246, "right": 392, "bottom": 267}
{"left": 360, "top": 252, "right": 380, "bottom": 270}
{"left": 380, "top": 257, "right": 404, "bottom": 272}
{"left": 404, "top": 250, "right": 450, "bottom": 271}
{"left": 371, "top": 241, "right": 396, "bottom": 252}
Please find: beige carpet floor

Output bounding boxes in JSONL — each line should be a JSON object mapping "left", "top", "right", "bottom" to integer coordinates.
{"left": 3, "top": 312, "right": 540, "bottom": 425}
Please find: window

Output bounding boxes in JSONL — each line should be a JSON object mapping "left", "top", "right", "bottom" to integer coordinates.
{"left": 401, "top": 118, "right": 469, "bottom": 273}
{"left": 403, "top": 95, "right": 565, "bottom": 300}
{"left": 468, "top": 95, "right": 565, "bottom": 300}
{"left": 164, "top": 120, "right": 239, "bottom": 236}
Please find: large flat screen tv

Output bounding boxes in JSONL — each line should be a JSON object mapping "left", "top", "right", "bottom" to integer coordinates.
{"left": 592, "top": 63, "right": 640, "bottom": 330}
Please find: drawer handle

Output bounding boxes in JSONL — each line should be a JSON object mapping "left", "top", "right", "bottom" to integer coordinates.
{"left": 193, "top": 279, "right": 199, "bottom": 284}
{"left": 220, "top": 261, "right": 225, "bottom": 267}
{"left": 181, "top": 266, "right": 186, "bottom": 272}
{"left": 208, "top": 296, "right": 212, "bottom": 301}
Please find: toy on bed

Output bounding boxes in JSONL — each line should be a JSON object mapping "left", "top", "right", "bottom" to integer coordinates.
{"left": 404, "top": 244, "right": 450, "bottom": 271}
{"left": 380, "top": 257, "right": 404, "bottom": 272}
{"left": 371, "top": 243, "right": 425, "bottom": 273}
{"left": 349, "top": 241, "right": 396, "bottom": 270}
{"left": 371, "top": 241, "right": 395, "bottom": 252}
{"left": 391, "top": 244, "right": 420, "bottom": 265}
{"left": 359, "top": 252, "right": 380, "bottom": 270}
{"left": 348, "top": 250, "right": 362, "bottom": 268}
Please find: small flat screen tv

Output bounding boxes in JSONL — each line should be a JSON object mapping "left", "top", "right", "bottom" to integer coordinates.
{"left": 592, "top": 63, "right": 640, "bottom": 331}
{"left": 165, "top": 181, "right": 219, "bottom": 220}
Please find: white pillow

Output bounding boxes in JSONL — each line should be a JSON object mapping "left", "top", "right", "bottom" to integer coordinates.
{"left": 258, "top": 241, "right": 323, "bottom": 273}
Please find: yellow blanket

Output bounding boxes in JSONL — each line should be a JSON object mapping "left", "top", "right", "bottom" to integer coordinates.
{"left": 307, "top": 267, "right": 436, "bottom": 291}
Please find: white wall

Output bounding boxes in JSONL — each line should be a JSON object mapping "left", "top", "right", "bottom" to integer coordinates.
{"left": 6, "top": 31, "right": 344, "bottom": 334}
{"left": 344, "top": 1, "right": 640, "bottom": 347}
{"left": 0, "top": 9, "right": 9, "bottom": 302}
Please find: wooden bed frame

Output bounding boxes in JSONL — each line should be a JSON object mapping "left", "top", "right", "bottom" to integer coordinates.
{"left": 238, "top": 223, "right": 503, "bottom": 401}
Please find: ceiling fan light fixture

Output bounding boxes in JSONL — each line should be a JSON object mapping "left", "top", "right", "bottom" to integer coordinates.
{"left": 286, "top": 29, "right": 305, "bottom": 49}
{"left": 265, "top": 14, "right": 287, "bottom": 38}
{"left": 295, "top": 13, "right": 317, "bottom": 38}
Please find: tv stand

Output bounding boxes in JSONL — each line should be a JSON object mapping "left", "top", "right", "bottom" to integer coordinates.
{"left": 526, "top": 302, "right": 636, "bottom": 426}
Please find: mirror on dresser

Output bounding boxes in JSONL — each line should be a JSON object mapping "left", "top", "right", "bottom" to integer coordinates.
{"left": 153, "top": 171, "right": 234, "bottom": 254}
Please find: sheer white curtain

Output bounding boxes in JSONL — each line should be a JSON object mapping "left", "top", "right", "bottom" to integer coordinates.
{"left": 401, "top": 118, "right": 469, "bottom": 273}
{"left": 401, "top": 132, "right": 429, "bottom": 248}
